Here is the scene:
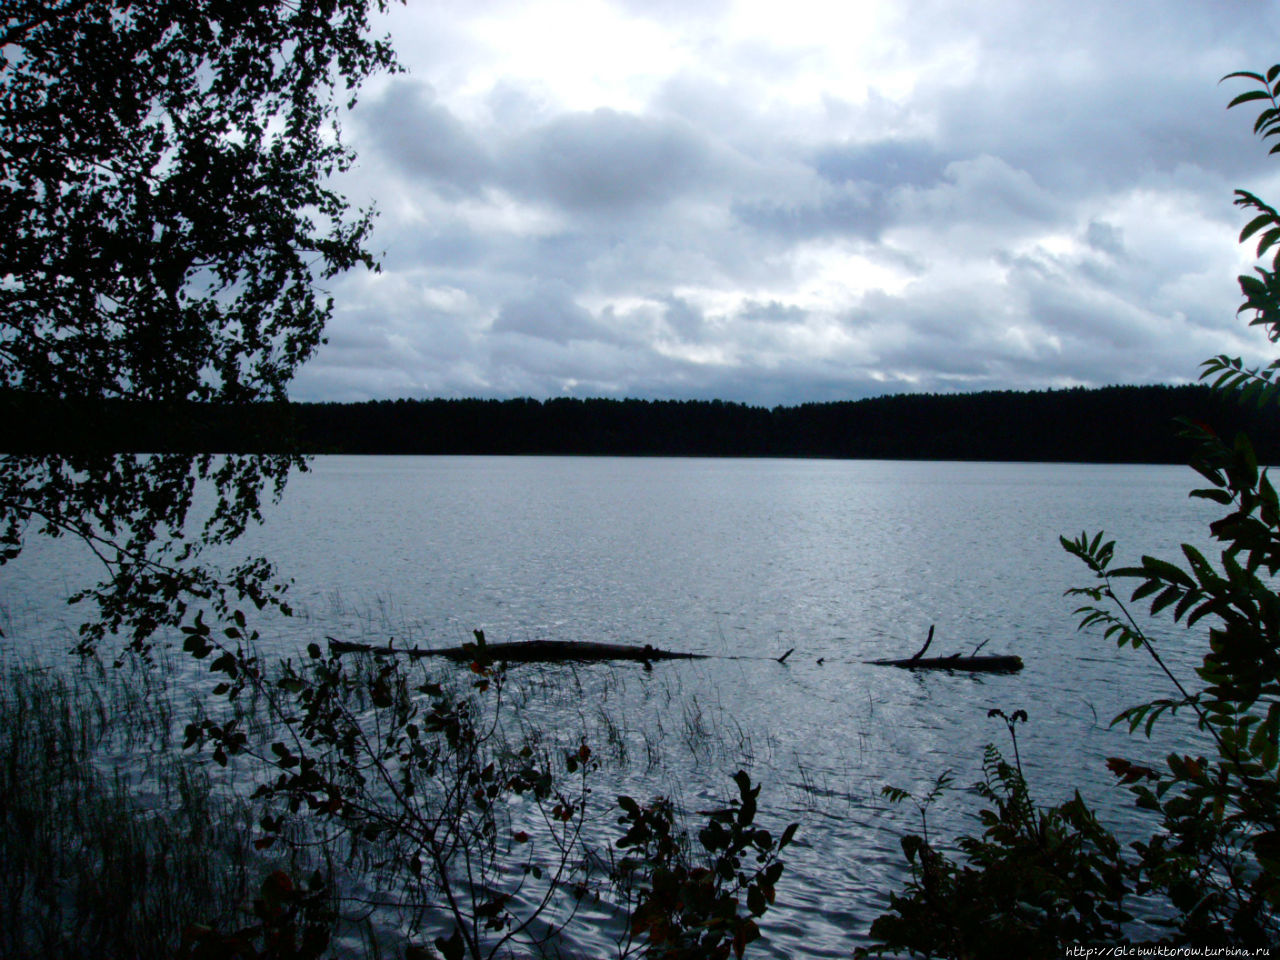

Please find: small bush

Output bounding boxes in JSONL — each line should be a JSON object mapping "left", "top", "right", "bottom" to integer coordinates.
{"left": 861, "top": 66, "right": 1280, "bottom": 956}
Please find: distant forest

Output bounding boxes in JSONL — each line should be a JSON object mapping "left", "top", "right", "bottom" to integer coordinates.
{"left": 5, "top": 384, "right": 1279, "bottom": 464}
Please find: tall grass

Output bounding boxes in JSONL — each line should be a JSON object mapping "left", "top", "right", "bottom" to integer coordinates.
{"left": 0, "top": 631, "right": 803, "bottom": 959}
{"left": 0, "top": 658, "right": 279, "bottom": 960}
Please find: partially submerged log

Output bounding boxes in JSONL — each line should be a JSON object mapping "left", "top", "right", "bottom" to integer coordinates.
{"left": 865, "top": 653, "right": 1024, "bottom": 673}
{"left": 327, "top": 637, "right": 707, "bottom": 664}
{"left": 865, "top": 625, "right": 1023, "bottom": 673}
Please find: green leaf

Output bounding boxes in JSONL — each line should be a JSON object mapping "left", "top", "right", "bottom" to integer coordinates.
{"left": 1229, "top": 89, "right": 1276, "bottom": 109}
{"left": 1150, "top": 585, "right": 1184, "bottom": 616}
{"left": 1129, "top": 579, "right": 1162, "bottom": 603}
{"left": 1190, "top": 488, "right": 1234, "bottom": 505}
{"left": 1224, "top": 70, "right": 1268, "bottom": 83}
{"left": 1241, "top": 212, "right": 1276, "bottom": 242}
{"left": 1259, "top": 227, "right": 1280, "bottom": 257}
{"left": 1181, "top": 543, "right": 1215, "bottom": 579}
{"left": 1142, "top": 555, "right": 1197, "bottom": 588}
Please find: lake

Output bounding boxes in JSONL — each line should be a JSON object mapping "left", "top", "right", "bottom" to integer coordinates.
{"left": 0, "top": 456, "right": 1222, "bottom": 956}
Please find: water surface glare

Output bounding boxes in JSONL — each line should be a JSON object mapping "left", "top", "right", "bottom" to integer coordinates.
{"left": 0, "top": 456, "right": 1221, "bottom": 956}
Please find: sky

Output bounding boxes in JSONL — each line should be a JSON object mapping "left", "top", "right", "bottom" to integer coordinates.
{"left": 292, "top": 0, "right": 1280, "bottom": 406}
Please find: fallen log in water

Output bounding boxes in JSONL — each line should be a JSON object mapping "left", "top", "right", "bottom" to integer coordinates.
{"left": 864, "top": 625, "right": 1023, "bottom": 673}
{"left": 327, "top": 637, "right": 708, "bottom": 664}
{"left": 864, "top": 653, "right": 1024, "bottom": 673}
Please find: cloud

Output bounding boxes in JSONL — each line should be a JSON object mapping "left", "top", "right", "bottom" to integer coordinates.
{"left": 733, "top": 182, "right": 890, "bottom": 243}
{"left": 360, "top": 80, "right": 496, "bottom": 196}
{"left": 813, "top": 139, "right": 947, "bottom": 189}
{"left": 295, "top": 0, "right": 1280, "bottom": 405}
{"left": 492, "top": 283, "right": 619, "bottom": 344}
{"left": 505, "top": 109, "right": 717, "bottom": 213}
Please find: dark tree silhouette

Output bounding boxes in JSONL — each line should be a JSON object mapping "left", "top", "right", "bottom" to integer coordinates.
{"left": 0, "top": 0, "right": 399, "bottom": 652}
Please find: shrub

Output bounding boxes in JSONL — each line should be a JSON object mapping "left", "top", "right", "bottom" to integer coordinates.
{"left": 861, "top": 65, "right": 1280, "bottom": 956}
{"left": 180, "top": 629, "right": 796, "bottom": 959}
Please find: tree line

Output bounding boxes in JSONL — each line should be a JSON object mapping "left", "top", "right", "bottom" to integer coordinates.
{"left": 4, "top": 382, "right": 1278, "bottom": 463}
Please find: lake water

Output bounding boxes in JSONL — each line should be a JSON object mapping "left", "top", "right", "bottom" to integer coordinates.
{"left": 0, "top": 456, "right": 1224, "bottom": 956}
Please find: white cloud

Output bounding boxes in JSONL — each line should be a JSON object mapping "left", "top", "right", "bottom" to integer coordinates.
{"left": 300, "top": 0, "right": 1280, "bottom": 404}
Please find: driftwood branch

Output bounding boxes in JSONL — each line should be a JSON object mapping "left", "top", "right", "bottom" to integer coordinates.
{"left": 909, "top": 625, "right": 935, "bottom": 661}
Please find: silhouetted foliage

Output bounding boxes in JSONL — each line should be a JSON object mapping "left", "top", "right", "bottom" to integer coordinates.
{"left": 861, "top": 65, "right": 1280, "bottom": 957}
{"left": 612, "top": 772, "right": 796, "bottom": 960}
{"left": 0, "top": 0, "right": 398, "bottom": 652}
{"left": 176, "top": 621, "right": 794, "bottom": 959}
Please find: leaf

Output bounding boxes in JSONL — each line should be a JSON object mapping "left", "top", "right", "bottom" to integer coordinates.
{"left": 900, "top": 834, "right": 924, "bottom": 861}
{"left": 881, "top": 785, "right": 910, "bottom": 804}
{"left": 1142, "top": 555, "right": 1197, "bottom": 588}
{"left": 435, "top": 927, "right": 466, "bottom": 960}
{"left": 736, "top": 918, "right": 760, "bottom": 957}
{"left": 1258, "top": 227, "right": 1280, "bottom": 257}
{"left": 1241, "top": 212, "right": 1276, "bottom": 242}
{"left": 1130, "top": 579, "right": 1162, "bottom": 603}
{"left": 1150, "top": 585, "right": 1184, "bottom": 616}
{"left": 1190, "top": 488, "right": 1234, "bottom": 505}
{"left": 1229, "top": 89, "right": 1275, "bottom": 109}
{"left": 779, "top": 822, "right": 798, "bottom": 849}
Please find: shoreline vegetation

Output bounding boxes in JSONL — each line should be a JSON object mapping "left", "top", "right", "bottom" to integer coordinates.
{"left": 4, "top": 383, "right": 1279, "bottom": 463}
{"left": 0, "top": 644, "right": 799, "bottom": 959}
{"left": 5, "top": 0, "right": 1280, "bottom": 948}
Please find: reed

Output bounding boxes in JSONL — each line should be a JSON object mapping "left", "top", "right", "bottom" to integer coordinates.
{"left": 0, "top": 623, "right": 795, "bottom": 959}
{"left": 0, "top": 658, "right": 281, "bottom": 960}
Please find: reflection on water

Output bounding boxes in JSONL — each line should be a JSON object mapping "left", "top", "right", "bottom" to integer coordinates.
{"left": 0, "top": 456, "right": 1220, "bottom": 956}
